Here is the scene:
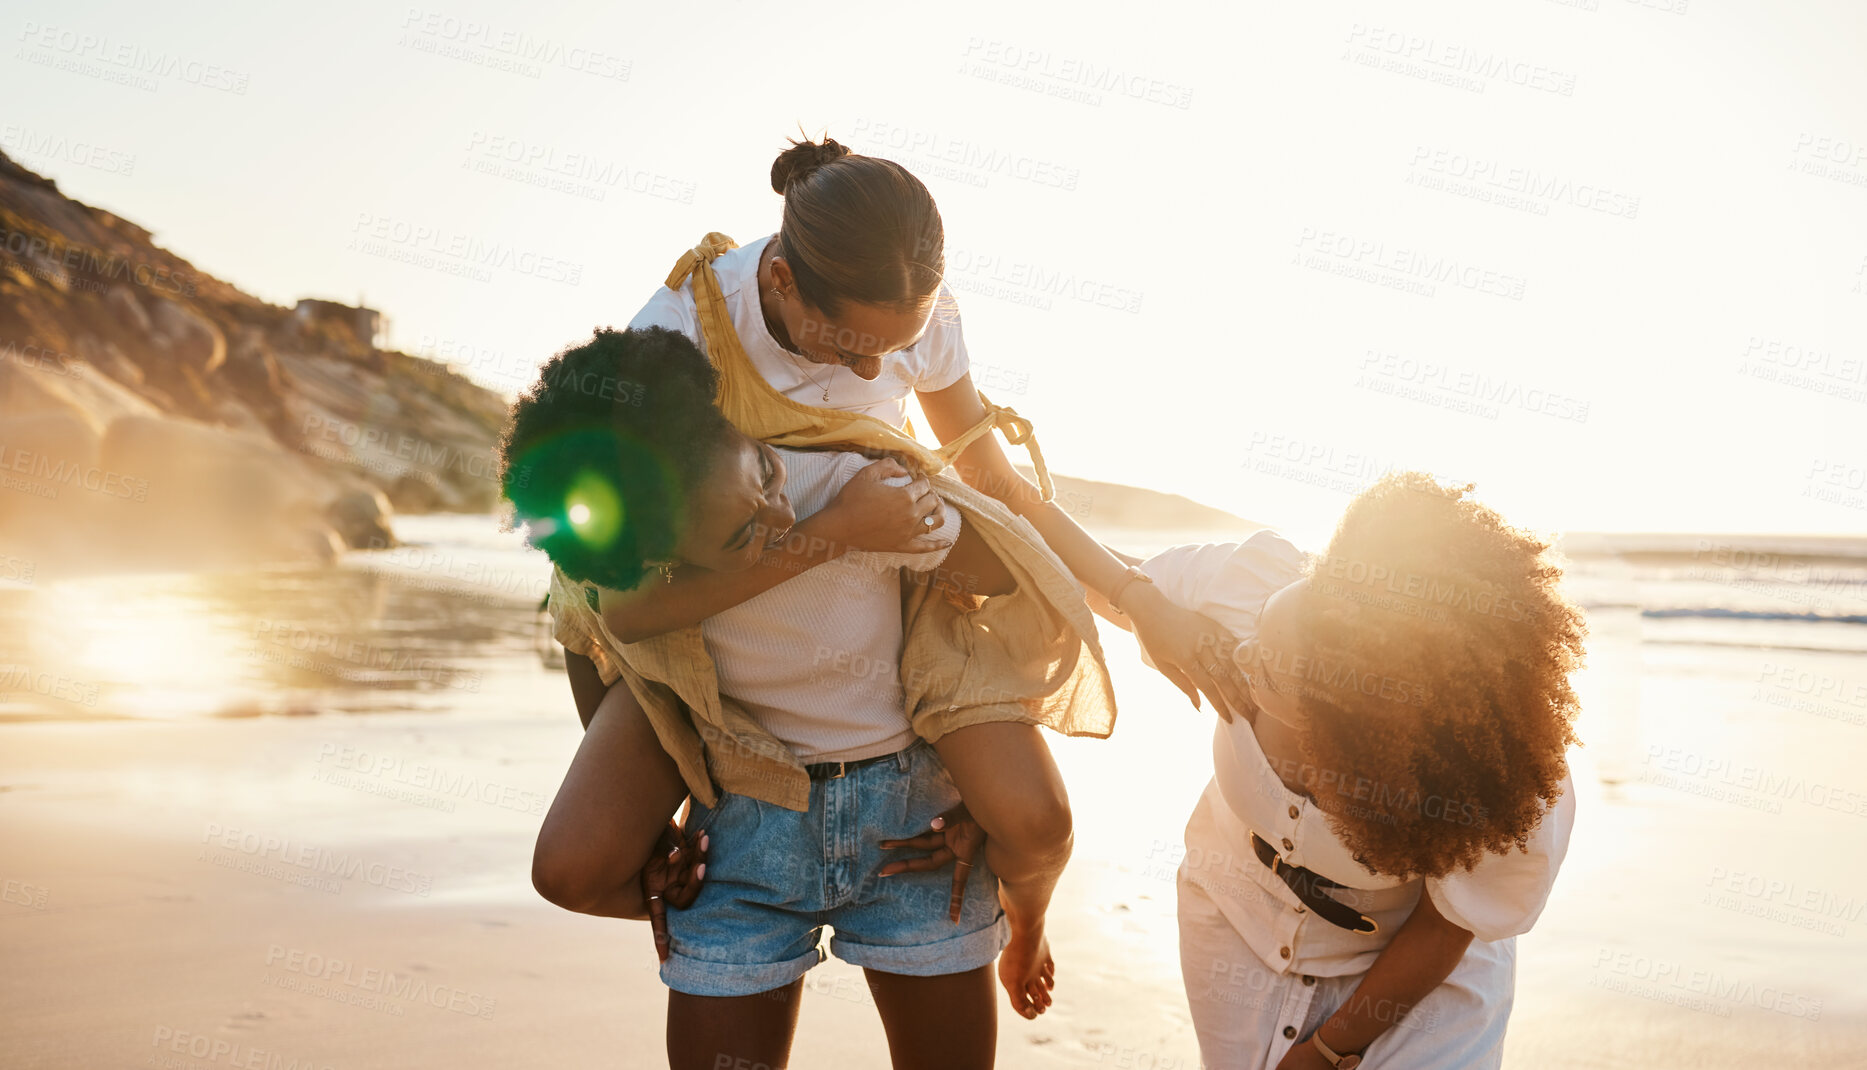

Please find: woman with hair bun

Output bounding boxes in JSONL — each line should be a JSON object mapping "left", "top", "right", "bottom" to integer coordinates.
{"left": 524, "top": 134, "right": 1252, "bottom": 1067}
{"left": 625, "top": 137, "right": 1246, "bottom": 730}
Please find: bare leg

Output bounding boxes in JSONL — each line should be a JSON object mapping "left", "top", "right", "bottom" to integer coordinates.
{"left": 932, "top": 724, "right": 1071, "bottom": 1019}
{"left": 532, "top": 676, "right": 689, "bottom": 918}
{"left": 865, "top": 965, "right": 997, "bottom": 1070}
{"left": 667, "top": 979, "right": 805, "bottom": 1070}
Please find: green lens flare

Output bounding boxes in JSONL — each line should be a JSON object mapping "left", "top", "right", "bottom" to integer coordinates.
{"left": 564, "top": 470, "right": 623, "bottom": 548}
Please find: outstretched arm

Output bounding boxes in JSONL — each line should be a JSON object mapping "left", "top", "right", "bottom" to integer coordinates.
{"left": 1083, "top": 543, "right": 1143, "bottom": 630}
{"left": 917, "top": 374, "right": 1251, "bottom": 720}
{"left": 597, "top": 517, "right": 847, "bottom": 644}
{"left": 1277, "top": 887, "right": 1474, "bottom": 1069}
{"left": 598, "top": 458, "right": 952, "bottom": 644}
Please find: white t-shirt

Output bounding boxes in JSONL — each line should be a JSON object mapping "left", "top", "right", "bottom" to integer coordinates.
{"left": 1142, "top": 530, "right": 1574, "bottom": 973}
{"left": 628, "top": 234, "right": 972, "bottom": 430}
{"left": 700, "top": 447, "right": 961, "bottom": 763}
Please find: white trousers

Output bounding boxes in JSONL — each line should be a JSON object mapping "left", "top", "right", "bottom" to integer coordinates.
{"left": 1178, "top": 873, "right": 1517, "bottom": 1070}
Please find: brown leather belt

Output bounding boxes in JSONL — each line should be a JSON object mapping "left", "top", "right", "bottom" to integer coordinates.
{"left": 1251, "top": 833, "right": 1379, "bottom": 934}
{"left": 805, "top": 750, "right": 901, "bottom": 780}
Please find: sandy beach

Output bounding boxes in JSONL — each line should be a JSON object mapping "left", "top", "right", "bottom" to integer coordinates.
{"left": 4, "top": 518, "right": 1866, "bottom": 1068}
{"left": 6, "top": 0, "right": 1865, "bottom": 1060}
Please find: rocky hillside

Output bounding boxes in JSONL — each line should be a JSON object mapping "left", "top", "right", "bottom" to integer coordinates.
{"left": 0, "top": 152, "right": 509, "bottom": 575}
{"left": 1014, "top": 464, "right": 1260, "bottom": 535}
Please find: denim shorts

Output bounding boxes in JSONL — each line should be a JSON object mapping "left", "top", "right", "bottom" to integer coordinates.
{"left": 660, "top": 740, "right": 1009, "bottom": 997}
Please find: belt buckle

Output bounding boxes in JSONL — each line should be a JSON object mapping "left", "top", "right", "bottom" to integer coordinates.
{"left": 826, "top": 761, "right": 847, "bottom": 780}
{"left": 1255, "top": 833, "right": 1285, "bottom": 876}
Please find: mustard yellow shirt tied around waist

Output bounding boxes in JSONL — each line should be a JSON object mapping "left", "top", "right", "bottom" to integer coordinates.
{"left": 549, "top": 233, "right": 1115, "bottom": 811}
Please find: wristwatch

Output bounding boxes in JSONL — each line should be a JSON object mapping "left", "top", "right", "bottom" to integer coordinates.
{"left": 1310, "top": 1031, "right": 1362, "bottom": 1069}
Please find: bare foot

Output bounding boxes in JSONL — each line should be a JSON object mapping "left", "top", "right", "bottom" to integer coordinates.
{"left": 998, "top": 904, "right": 1057, "bottom": 1019}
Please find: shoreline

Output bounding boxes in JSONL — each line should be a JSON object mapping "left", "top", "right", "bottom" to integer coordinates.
{"left": 3, "top": 518, "right": 1864, "bottom": 1065}
{"left": 6, "top": 625, "right": 1866, "bottom": 1066}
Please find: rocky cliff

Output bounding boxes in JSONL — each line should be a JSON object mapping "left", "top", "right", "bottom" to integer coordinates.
{"left": 1013, "top": 465, "right": 1260, "bottom": 535}
{"left": 0, "top": 152, "right": 509, "bottom": 576}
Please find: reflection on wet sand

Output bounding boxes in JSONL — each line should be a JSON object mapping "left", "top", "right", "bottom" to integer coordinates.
{"left": 0, "top": 560, "right": 545, "bottom": 722}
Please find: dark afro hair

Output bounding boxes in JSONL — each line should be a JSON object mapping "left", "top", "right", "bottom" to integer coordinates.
{"left": 500, "top": 327, "right": 736, "bottom": 591}
{"left": 1295, "top": 472, "right": 1585, "bottom": 880}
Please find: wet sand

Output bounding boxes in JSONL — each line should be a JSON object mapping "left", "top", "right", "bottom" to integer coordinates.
{"left": 3, "top": 524, "right": 1865, "bottom": 1067}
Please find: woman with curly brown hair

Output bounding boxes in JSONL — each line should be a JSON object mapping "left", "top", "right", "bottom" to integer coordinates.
{"left": 1090, "top": 472, "right": 1585, "bottom": 1069}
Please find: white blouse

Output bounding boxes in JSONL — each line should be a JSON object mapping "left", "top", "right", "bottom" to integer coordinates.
{"left": 628, "top": 234, "right": 972, "bottom": 431}
{"left": 1142, "top": 530, "right": 1576, "bottom": 976}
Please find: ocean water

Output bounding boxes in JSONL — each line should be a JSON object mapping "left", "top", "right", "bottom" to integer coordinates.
{"left": 2, "top": 514, "right": 1863, "bottom": 725}
{"left": 0, "top": 515, "right": 549, "bottom": 723}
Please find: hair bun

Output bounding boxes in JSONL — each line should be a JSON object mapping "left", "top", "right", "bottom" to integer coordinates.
{"left": 770, "top": 136, "right": 852, "bottom": 194}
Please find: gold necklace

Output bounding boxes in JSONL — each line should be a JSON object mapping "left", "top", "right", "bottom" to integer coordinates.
{"left": 786, "top": 345, "right": 834, "bottom": 403}
{"left": 760, "top": 241, "right": 833, "bottom": 403}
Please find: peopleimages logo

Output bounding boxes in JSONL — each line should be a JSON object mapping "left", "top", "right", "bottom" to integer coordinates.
{"left": 1641, "top": 745, "right": 1867, "bottom": 818}
{"left": 0, "top": 665, "right": 100, "bottom": 707}
{"left": 0, "top": 339, "right": 82, "bottom": 380}
{"left": 957, "top": 37, "right": 1194, "bottom": 110}
{"left": 264, "top": 945, "right": 498, "bottom": 1019}
{"left": 1343, "top": 23, "right": 1577, "bottom": 97}
{"left": 347, "top": 213, "right": 584, "bottom": 287}
{"left": 0, "top": 124, "right": 136, "bottom": 176}
{"left": 199, "top": 823, "right": 435, "bottom": 895}
{"left": 1590, "top": 948, "right": 1823, "bottom": 1020}
{"left": 1294, "top": 227, "right": 1528, "bottom": 301}
{"left": 1356, "top": 351, "right": 1591, "bottom": 424}
{"left": 250, "top": 620, "right": 483, "bottom": 693}
{"left": 1406, "top": 145, "right": 1639, "bottom": 220}
{"left": 149, "top": 1026, "right": 337, "bottom": 1070}
{"left": 299, "top": 413, "right": 503, "bottom": 485}
{"left": 14, "top": 21, "right": 251, "bottom": 94}
{"left": 1, "top": 553, "right": 37, "bottom": 585}
{"left": 314, "top": 743, "right": 547, "bottom": 816}
{"left": 0, "top": 227, "right": 197, "bottom": 297}
{"left": 942, "top": 246, "right": 1142, "bottom": 313}
{"left": 396, "top": 8, "right": 630, "bottom": 82}
{"left": 463, "top": 131, "right": 696, "bottom": 204}
{"left": 849, "top": 118, "right": 1083, "bottom": 192}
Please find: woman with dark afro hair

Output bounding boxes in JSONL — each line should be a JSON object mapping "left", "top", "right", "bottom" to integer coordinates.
{"left": 1088, "top": 472, "right": 1585, "bottom": 1070}
{"left": 502, "top": 327, "right": 741, "bottom": 594}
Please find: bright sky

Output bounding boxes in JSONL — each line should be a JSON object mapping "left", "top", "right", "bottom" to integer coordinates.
{"left": 6, "top": 0, "right": 1864, "bottom": 545}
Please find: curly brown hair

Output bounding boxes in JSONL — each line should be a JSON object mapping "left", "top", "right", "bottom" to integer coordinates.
{"left": 1294, "top": 471, "right": 1584, "bottom": 880}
